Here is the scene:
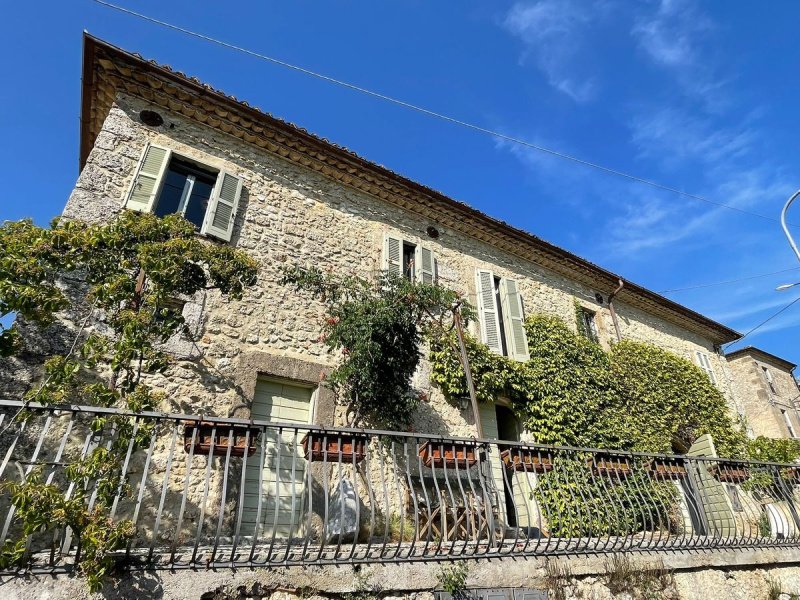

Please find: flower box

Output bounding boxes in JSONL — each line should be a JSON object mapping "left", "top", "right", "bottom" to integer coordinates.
{"left": 183, "top": 421, "right": 259, "bottom": 458}
{"left": 499, "top": 446, "right": 554, "bottom": 473}
{"left": 708, "top": 461, "right": 750, "bottom": 484}
{"left": 589, "top": 453, "right": 633, "bottom": 478}
{"left": 781, "top": 467, "right": 800, "bottom": 484}
{"left": 645, "top": 458, "right": 687, "bottom": 480}
{"left": 301, "top": 432, "right": 368, "bottom": 463}
{"left": 418, "top": 441, "right": 479, "bottom": 469}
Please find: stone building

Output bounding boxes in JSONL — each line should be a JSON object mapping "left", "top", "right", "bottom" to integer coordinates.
{"left": 35, "top": 34, "right": 745, "bottom": 440}
{"left": 9, "top": 34, "right": 800, "bottom": 599}
{"left": 727, "top": 346, "right": 800, "bottom": 439}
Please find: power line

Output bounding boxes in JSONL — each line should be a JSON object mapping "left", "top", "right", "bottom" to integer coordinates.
{"left": 724, "top": 295, "right": 800, "bottom": 348}
{"left": 91, "top": 0, "right": 796, "bottom": 228}
{"left": 660, "top": 267, "right": 800, "bottom": 294}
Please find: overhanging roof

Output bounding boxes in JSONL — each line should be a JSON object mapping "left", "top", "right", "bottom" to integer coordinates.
{"left": 726, "top": 346, "right": 796, "bottom": 371}
{"left": 78, "top": 33, "right": 742, "bottom": 345}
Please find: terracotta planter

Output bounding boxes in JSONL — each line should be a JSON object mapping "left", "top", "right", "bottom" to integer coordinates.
{"left": 589, "top": 453, "right": 633, "bottom": 478}
{"left": 781, "top": 467, "right": 800, "bottom": 484}
{"left": 709, "top": 461, "right": 750, "bottom": 484}
{"left": 499, "top": 446, "right": 554, "bottom": 473}
{"left": 301, "top": 432, "right": 368, "bottom": 463}
{"left": 645, "top": 458, "right": 687, "bottom": 480}
{"left": 418, "top": 441, "right": 479, "bottom": 469}
{"left": 183, "top": 421, "right": 259, "bottom": 458}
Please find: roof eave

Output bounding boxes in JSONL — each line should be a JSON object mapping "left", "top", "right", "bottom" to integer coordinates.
{"left": 77, "top": 33, "right": 742, "bottom": 345}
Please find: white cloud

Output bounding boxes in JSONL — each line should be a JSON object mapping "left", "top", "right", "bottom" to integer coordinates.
{"left": 629, "top": 107, "right": 755, "bottom": 169}
{"left": 632, "top": 0, "right": 728, "bottom": 108}
{"left": 502, "top": 0, "right": 606, "bottom": 102}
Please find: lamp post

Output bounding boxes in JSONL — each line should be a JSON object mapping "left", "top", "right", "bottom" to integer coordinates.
{"left": 777, "top": 190, "right": 800, "bottom": 291}
{"left": 781, "top": 189, "right": 800, "bottom": 264}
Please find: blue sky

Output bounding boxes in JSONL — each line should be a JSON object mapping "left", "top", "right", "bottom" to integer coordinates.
{"left": 2, "top": 1, "right": 800, "bottom": 364}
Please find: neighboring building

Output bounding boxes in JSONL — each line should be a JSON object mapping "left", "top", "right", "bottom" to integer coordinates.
{"left": 727, "top": 346, "right": 800, "bottom": 439}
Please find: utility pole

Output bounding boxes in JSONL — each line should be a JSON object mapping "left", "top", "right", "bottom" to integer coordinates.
{"left": 452, "top": 305, "right": 483, "bottom": 439}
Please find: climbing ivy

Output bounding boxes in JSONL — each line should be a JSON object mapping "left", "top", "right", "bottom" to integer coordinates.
{"left": 747, "top": 436, "right": 800, "bottom": 463}
{"left": 429, "top": 310, "right": 752, "bottom": 537}
{"left": 608, "top": 340, "right": 747, "bottom": 457}
{"left": 0, "top": 211, "right": 258, "bottom": 590}
{"left": 533, "top": 456, "right": 678, "bottom": 537}
{"left": 431, "top": 312, "right": 747, "bottom": 456}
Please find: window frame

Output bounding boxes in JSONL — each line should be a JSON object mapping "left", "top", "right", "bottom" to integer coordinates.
{"left": 578, "top": 307, "right": 599, "bottom": 343}
{"left": 124, "top": 142, "right": 242, "bottom": 242}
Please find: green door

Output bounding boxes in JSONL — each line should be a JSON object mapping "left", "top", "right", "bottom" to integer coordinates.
{"left": 240, "top": 379, "right": 313, "bottom": 538}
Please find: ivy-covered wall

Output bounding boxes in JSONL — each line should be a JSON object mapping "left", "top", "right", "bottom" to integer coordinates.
{"left": 430, "top": 312, "right": 747, "bottom": 458}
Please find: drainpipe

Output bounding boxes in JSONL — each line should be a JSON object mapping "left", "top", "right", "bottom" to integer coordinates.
{"left": 607, "top": 279, "right": 624, "bottom": 342}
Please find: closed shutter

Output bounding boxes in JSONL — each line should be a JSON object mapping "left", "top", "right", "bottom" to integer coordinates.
{"left": 476, "top": 269, "right": 503, "bottom": 354}
{"left": 202, "top": 171, "right": 242, "bottom": 242}
{"left": 382, "top": 234, "right": 403, "bottom": 275}
{"left": 124, "top": 144, "right": 170, "bottom": 212}
{"left": 416, "top": 246, "right": 435, "bottom": 284}
{"left": 500, "top": 278, "right": 529, "bottom": 361}
{"left": 241, "top": 379, "right": 313, "bottom": 538}
{"left": 695, "top": 351, "right": 717, "bottom": 384}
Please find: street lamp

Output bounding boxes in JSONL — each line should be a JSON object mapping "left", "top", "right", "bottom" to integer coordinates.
{"left": 776, "top": 190, "right": 800, "bottom": 291}
{"left": 776, "top": 283, "right": 800, "bottom": 291}
{"left": 781, "top": 188, "right": 800, "bottom": 264}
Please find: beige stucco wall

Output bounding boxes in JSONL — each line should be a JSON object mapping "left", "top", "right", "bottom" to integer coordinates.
{"left": 728, "top": 352, "right": 800, "bottom": 439}
{"left": 51, "top": 93, "right": 743, "bottom": 433}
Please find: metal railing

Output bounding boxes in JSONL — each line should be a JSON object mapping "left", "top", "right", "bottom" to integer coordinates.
{"left": 1, "top": 399, "right": 800, "bottom": 573}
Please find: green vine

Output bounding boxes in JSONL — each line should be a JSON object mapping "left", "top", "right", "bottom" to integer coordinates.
{"left": 0, "top": 211, "right": 258, "bottom": 590}
{"left": 431, "top": 313, "right": 747, "bottom": 455}
{"left": 280, "top": 265, "right": 470, "bottom": 429}
{"left": 430, "top": 311, "right": 750, "bottom": 537}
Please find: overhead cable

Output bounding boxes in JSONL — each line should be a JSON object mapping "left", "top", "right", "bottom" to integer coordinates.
{"left": 724, "top": 296, "right": 800, "bottom": 348}
{"left": 660, "top": 267, "right": 800, "bottom": 294}
{"left": 91, "top": 0, "right": 797, "bottom": 227}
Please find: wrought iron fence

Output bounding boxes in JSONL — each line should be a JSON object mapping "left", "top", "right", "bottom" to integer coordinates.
{"left": 1, "top": 399, "right": 800, "bottom": 574}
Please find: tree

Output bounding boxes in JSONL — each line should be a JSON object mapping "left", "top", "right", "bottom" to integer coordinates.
{"left": 0, "top": 211, "right": 258, "bottom": 590}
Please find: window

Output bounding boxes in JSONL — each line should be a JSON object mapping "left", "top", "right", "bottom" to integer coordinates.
{"left": 382, "top": 234, "right": 435, "bottom": 283}
{"left": 694, "top": 351, "right": 717, "bottom": 385}
{"left": 782, "top": 410, "right": 797, "bottom": 438}
{"left": 577, "top": 307, "right": 599, "bottom": 343}
{"left": 763, "top": 366, "right": 778, "bottom": 394}
{"left": 124, "top": 143, "right": 243, "bottom": 242}
{"left": 475, "top": 269, "right": 529, "bottom": 362}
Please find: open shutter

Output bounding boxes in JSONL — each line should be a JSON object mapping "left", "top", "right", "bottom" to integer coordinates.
{"left": 382, "top": 234, "right": 403, "bottom": 275}
{"left": 476, "top": 269, "right": 503, "bottom": 354}
{"left": 500, "top": 278, "right": 529, "bottom": 361}
{"left": 415, "top": 246, "right": 435, "bottom": 284}
{"left": 202, "top": 171, "right": 242, "bottom": 242}
{"left": 124, "top": 144, "right": 170, "bottom": 212}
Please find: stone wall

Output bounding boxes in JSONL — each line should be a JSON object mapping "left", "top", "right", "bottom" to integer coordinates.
{"left": 5, "top": 547, "right": 800, "bottom": 599}
{"left": 728, "top": 352, "right": 800, "bottom": 439}
{"left": 47, "top": 92, "right": 743, "bottom": 432}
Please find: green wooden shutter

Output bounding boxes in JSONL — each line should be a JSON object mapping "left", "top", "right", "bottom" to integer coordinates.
{"left": 415, "top": 246, "right": 435, "bottom": 284}
{"left": 476, "top": 269, "right": 503, "bottom": 354}
{"left": 202, "top": 171, "right": 242, "bottom": 242}
{"left": 124, "top": 144, "right": 170, "bottom": 212}
{"left": 382, "top": 234, "right": 403, "bottom": 275}
{"left": 500, "top": 278, "right": 529, "bottom": 362}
